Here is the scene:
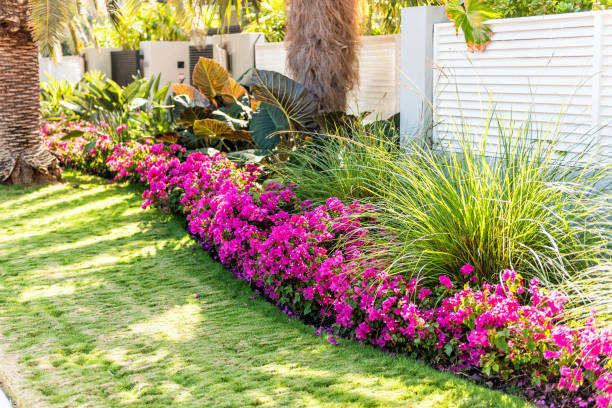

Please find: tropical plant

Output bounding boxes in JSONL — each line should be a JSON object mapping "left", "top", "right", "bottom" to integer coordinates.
{"left": 171, "top": 57, "right": 321, "bottom": 160}
{"left": 92, "top": 2, "right": 189, "bottom": 50}
{"left": 58, "top": 72, "right": 173, "bottom": 142}
{"left": 284, "top": 115, "right": 401, "bottom": 203}
{"left": 40, "top": 76, "right": 77, "bottom": 119}
{"left": 244, "top": 0, "right": 286, "bottom": 41}
{"left": 446, "top": 0, "right": 500, "bottom": 52}
{"left": 287, "top": 115, "right": 611, "bottom": 308}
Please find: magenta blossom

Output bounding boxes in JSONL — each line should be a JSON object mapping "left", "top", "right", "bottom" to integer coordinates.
{"left": 460, "top": 263, "right": 475, "bottom": 275}
{"left": 439, "top": 275, "right": 454, "bottom": 289}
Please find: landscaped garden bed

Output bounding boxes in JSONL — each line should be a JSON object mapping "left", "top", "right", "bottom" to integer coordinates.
{"left": 37, "top": 119, "right": 612, "bottom": 408}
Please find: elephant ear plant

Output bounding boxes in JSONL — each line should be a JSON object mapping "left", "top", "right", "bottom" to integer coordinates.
{"left": 171, "top": 58, "right": 321, "bottom": 164}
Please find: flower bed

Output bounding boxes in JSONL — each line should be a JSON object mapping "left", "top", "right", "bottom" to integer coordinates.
{"left": 43, "top": 121, "right": 612, "bottom": 408}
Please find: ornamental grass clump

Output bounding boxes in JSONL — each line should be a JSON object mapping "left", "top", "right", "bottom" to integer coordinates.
{"left": 359, "top": 120, "right": 611, "bottom": 321}
{"left": 288, "top": 118, "right": 611, "bottom": 322}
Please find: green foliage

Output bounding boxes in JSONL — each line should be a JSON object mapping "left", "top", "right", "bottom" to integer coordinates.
{"left": 484, "top": 0, "right": 594, "bottom": 18}
{"left": 92, "top": 2, "right": 189, "bottom": 50}
{"left": 244, "top": 0, "right": 286, "bottom": 42}
{"left": 172, "top": 59, "right": 256, "bottom": 150}
{"left": 362, "top": 0, "right": 439, "bottom": 35}
{"left": 286, "top": 115, "right": 611, "bottom": 318}
{"left": 249, "top": 69, "right": 319, "bottom": 132}
{"left": 172, "top": 59, "right": 320, "bottom": 157}
{"left": 446, "top": 0, "right": 500, "bottom": 52}
{"left": 40, "top": 76, "right": 77, "bottom": 119}
{"left": 55, "top": 71, "right": 174, "bottom": 142}
{"left": 284, "top": 115, "right": 401, "bottom": 204}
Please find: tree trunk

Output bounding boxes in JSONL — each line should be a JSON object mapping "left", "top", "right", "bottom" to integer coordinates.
{"left": 285, "top": 0, "right": 361, "bottom": 114}
{"left": 0, "top": 0, "right": 61, "bottom": 185}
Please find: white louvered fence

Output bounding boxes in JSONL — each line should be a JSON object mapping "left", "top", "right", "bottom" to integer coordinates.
{"left": 432, "top": 11, "right": 612, "bottom": 164}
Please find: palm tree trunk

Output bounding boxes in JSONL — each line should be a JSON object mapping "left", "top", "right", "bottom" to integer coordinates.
{"left": 0, "top": 0, "right": 61, "bottom": 185}
{"left": 285, "top": 0, "right": 361, "bottom": 114}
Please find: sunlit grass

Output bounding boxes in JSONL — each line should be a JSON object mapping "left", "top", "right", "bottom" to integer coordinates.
{"left": 0, "top": 170, "right": 532, "bottom": 408}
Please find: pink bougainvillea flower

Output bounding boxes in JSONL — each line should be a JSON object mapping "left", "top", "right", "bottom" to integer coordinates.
{"left": 460, "top": 263, "right": 475, "bottom": 275}
{"left": 439, "top": 275, "right": 454, "bottom": 289}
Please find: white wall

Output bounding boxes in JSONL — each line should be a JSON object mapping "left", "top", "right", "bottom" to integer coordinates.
{"left": 39, "top": 56, "right": 84, "bottom": 84}
{"left": 213, "top": 33, "right": 266, "bottom": 80}
{"left": 432, "top": 11, "right": 612, "bottom": 165}
{"left": 81, "top": 47, "right": 120, "bottom": 78}
{"left": 140, "top": 41, "right": 190, "bottom": 85}
{"left": 255, "top": 35, "right": 401, "bottom": 118}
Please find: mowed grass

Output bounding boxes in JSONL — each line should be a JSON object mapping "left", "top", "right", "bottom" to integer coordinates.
{"left": 0, "top": 170, "right": 533, "bottom": 408}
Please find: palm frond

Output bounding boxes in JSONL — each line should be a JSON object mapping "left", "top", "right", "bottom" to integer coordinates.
{"left": 29, "top": 0, "right": 74, "bottom": 58}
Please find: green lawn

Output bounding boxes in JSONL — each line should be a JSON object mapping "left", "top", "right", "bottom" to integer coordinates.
{"left": 0, "top": 170, "right": 532, "bottom": 408}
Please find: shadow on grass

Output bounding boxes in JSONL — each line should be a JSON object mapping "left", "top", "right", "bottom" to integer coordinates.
{"left": 0, "top": 170, "right": 532, "bottom": 408}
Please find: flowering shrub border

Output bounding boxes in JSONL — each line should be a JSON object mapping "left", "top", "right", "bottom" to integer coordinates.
{"left": 43, "top": 121, "right": 612, "bottom": 408}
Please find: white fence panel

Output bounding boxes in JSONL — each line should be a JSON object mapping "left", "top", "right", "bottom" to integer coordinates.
{"left": 433, "top": 11, "right": 612, "bottom": 165}
{"left": 255, "top": 35, "right": 400, "bottom": 118}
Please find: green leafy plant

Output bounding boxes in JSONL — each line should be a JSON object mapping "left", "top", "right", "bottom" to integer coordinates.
{"left": 284, "top": 114, "right": 402, "bottom": 204}
{"left": 92, "top": 2, "right": 190, "bottom": 50}
{"left": 59, "top": 71, "right": 174, "bottom": 142}
{"left": 172, "top": 58, "right": 256, "bottom": 150}
{"left": 484, "top": 0, "right": 594, "bottom": 18}
{"left": 171, "top": 58, "right": 321, "bottom": 159}
{"left": 244, "top": 0, "right": 286, "bottom": 42}
{"left": 40, "top": 75, "right": 77, "bottom": 119}
{"left": 446, "top": 0, "right": 500, "bottom": 52}
{"left": 286, "top": 114, "right": 611, "bottom": 319}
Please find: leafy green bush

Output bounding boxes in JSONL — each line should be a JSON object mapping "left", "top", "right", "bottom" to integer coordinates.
{"left": 56, "top": 71, "right": 174, "bottom": 142}
{"left": 40, "top": 75, "right": 77, "bottom": 119}
{"left": 485, "top": 0, "right": 593, "bottom": 18}
{"left": 244, "top": 0, "right": 286, "bottom": 42}
{"left": 284, "top": 116, "right": 402, "bottom": 204}
{"left": 170, "top": 57, "right": 322, "bottom": 163}
{"left": 92, "top": 2, "right": 189, "bottom": 50}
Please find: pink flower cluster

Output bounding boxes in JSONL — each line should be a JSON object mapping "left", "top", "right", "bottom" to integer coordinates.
{"left": 43, "top": 121, "right": 612, "bottom": 407}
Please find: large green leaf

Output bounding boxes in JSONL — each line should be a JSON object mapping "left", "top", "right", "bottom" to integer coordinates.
{"left": 220, "top": 77, "right": 248, "bottom": 105}
{"left": 173, "top": 84, "right": 216, "bottom": 110}
{"left": 211, "top": 110, "right": 250, "bottom": 131}
{"left": 225, "top": 149, "right": 273, "bottom": 165}
{"left": 192, "top": 57, "right": 230, "bottom": 100}
{"left": 193, "top": 119, "right": 254, "bottom": 144}
{"left": 249, "top": 70, "right": 318, "bottom": 131}
{"left": 173, "top": 94, "right": 214, "bottom": 127}
{"left": 250, "top": 103, "right": 290, "bottom": 150}
{"left": 446, "top": 0, "right": 499, "bottom": 52}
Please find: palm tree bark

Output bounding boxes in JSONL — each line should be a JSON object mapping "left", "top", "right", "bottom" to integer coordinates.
{"left": 0, "top": 0, "right": 61, "bottom": 185}
{"left": 285, "top": 0, "right": 361, "bottom": 114}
